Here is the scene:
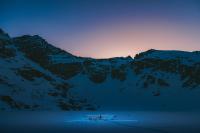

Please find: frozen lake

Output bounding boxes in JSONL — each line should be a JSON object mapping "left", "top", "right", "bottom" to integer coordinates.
{"left": 1, "top": 111, "right": 200, "bottom": 133}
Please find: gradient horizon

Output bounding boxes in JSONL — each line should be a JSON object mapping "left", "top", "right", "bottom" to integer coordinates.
{"left": 1, "top": 0, "right": 200, "bottom": 58}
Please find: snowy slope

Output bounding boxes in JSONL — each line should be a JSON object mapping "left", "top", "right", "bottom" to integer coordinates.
{"left": 1, "top": 28, "right": 200, "bottom": 111}
{"left": 0, "top": 30, "right": 96, "bottom": 111}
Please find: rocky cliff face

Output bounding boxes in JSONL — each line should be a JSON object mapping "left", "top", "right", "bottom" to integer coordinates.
{"left": 1, "top": 28, "right": 200, "bottom": 111}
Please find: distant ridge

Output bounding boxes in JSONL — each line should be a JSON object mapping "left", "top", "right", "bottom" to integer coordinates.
{"left": 0, "top": 28, "right": 200, "bottom": 111}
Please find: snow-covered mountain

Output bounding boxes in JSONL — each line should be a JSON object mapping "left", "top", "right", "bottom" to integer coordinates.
{"left": 1, "top": 28, "right": 200, "bottom": 111}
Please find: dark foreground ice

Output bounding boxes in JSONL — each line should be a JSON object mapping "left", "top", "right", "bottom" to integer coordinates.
{"left": 0, "top": 111, "right": 200, "bottom": 133}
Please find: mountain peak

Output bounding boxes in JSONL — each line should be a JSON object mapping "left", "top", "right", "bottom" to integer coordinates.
{"left": 32, "top": 35, "right": 45, "bottom": 40}
{"left": 0, "top": 28, "right": 5, "bottom": 34}
{"left": 13, "top": 34, "right": 52, "bottom": 50}
{"left": 0, "top": 28, "right": 10, "bottom": 40}
{"left": 14, "top": 34, "right": 45, "bottom": 42}
{"left": 134, "top": 49, "right": 157, "bottom": 59}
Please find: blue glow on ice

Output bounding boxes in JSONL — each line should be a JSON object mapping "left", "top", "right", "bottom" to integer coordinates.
{"left": 65, "top": 114, "right": 138, "bottom": 123}
{"left": 65, "top": 120, "right": 138, "bottom": 122}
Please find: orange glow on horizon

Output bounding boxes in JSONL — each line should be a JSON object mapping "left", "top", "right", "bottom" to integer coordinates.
{"left": 61, "top": 21, "right": 200, "bottom": 59}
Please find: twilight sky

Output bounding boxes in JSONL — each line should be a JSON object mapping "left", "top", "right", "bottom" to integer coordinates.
{"left": 1, "top": 0, "right": 200, "bottom": 58}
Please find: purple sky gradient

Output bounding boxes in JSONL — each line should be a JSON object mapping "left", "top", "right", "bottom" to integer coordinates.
{"left": 1, "top": 0, "right": 200, "bottom": 58}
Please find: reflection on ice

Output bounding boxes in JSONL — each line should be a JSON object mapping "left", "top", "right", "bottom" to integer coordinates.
{"left": 65, "top": 114, "right": 138, "bottom": 123}
{"left": 0, "top": 111, "right": 200, "bottom": 133}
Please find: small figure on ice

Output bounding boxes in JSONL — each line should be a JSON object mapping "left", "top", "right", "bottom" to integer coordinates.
{"left": 87, "top": 114, "right": 116, "bottom": 121}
